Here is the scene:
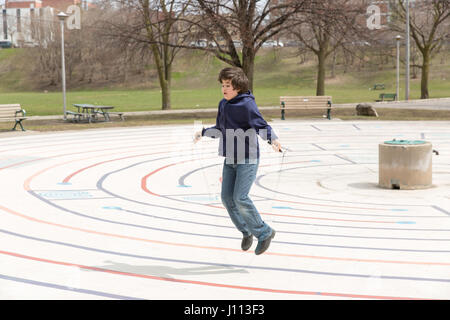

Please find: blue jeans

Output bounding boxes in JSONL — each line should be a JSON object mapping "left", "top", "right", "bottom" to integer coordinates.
{"left": 221, "top": 158, "right": 272, "bottom": 241}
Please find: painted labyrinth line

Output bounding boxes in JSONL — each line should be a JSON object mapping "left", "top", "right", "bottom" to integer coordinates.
{"left": 12, "top": 151, "right": 450, "bottom": 258}
{"left": 0, "top": 232, "right": 445, "bottom": 300}
{"left": 0, "top": 249, "right": 423, "bottom": 300}
{"left": 1, "top": 121, "right": 450, "bottom": 299}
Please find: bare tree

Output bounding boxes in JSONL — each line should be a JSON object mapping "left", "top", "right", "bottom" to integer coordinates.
{"left": 291, "top": 0, "right": 366, "bottom": 96}
{"left": 185, "top": 0, "right": 311, "bottom": 92}
{"left": 96, "top": 0, "right": 191, "bottom": 110}
{"left": 390, "top": 0, "right": 450, "bottom": 99}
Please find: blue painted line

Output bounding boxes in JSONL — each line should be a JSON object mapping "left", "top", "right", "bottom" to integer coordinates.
{"left": 2, "top": 228, "right": 450, "bottom": 285}
{"left": 37, "top": 190, "right": 93, "bottom": 200}
{"left": 102, "top": 206, "right": 122, "bottom": 210}
{"left": 391, "top": 209, "right": 409, "bottom": 212}
{"left": 397, "top": 221, "right": 416, "bottom": 225}
{"left": 0, "top": 273, "right": 141, "bottom": 300}
{"left": 310, "top": 160, "right": 321, "bottom": 163}
{"left": 272, "top": 206, "right": 293, "bottom": 210}
{"left": 177, "top": 185, "right": 192, "bottom": 188}
{"left": 57, "top": 182, "right": 72, "bottom": 186}
{"left": 182, "top": 195, "right": 218, "bottom": 201}
{"left": 177, "top": 163, "right": 219, "bottom": 187}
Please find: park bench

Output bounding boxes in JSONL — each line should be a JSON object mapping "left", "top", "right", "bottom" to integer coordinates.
{"left": 0, "top": 104, "right": 27, "bottom": 131}
{"left": 93, "top": 110, "right": 125, "bottom": 121}
{"left": 376, "top": 93, "right": 397, "bottom": 102}
{"left": 66, "top": 110, "right": 84, "bottom": 122}
{"left": 280, "top": 96, "right": 332, "bottom": 120}
{"left": 370, "top": 83, "right": 385, "bottom": 90}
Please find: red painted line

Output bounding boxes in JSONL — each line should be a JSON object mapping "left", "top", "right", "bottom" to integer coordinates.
{"left": 62, "top": 152, "right": 165, "bottom": 184}
{"left": 141, "top": 162, "right": 397, "bottom": 224}
{"left": 1, "top": 202, "right": 448, "bottom": 267}
{"left": 7, "top": 143, "right": 447, "bottom": 278}
{"left": 0, "top": 249, "right": 427, "bottom": 300}
{"left": 55, "top": 150, "right": 392, "bottom": 212}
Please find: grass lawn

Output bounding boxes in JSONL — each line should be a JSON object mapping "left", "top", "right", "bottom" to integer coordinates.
{"left": 0, "top": 47, "right": 449, "bottom": 116}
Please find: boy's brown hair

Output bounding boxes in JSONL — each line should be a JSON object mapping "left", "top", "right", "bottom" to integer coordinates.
{"left": 218, "top": 67, "right": 249, "bottom": 93}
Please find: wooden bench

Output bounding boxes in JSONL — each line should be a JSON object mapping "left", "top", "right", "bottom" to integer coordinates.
{"left": 0, "top": 104, "right": 27, "bottom": 131}
{"left": 280, "top": 96, "right": 332, "bottom": 120}
{"left": 376, "top": 93, "right": 396, "bottom": 102}
{"left": 370, "top": 83, "right": 385, "bottom": 90}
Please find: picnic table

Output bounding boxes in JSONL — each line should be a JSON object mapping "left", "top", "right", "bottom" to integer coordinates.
{"left": 67, "top": 104, "right": 123, "bottom": 123}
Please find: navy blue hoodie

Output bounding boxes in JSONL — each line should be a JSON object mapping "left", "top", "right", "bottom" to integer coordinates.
{"left": 202, "top": 91, "right": 278, "bottom": 163}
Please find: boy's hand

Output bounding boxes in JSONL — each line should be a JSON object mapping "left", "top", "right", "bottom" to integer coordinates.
{"left": 193, "top": 130, "right": 202, "bottom": 143}
{"left": 271, "top": 139, "right": 282, "bottom": 152}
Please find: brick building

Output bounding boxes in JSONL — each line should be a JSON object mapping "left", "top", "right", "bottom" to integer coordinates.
{"left": 5, "top": 0, "right": 87, "bottom": 10}
{"left": 5, "top": 0, "right": 42, "bottom": 9}
{"left": 1, "top": 0, "right": 88, "bottom": 47}
{"left": 41, "top": 0, "right": 82, "bottom": 11}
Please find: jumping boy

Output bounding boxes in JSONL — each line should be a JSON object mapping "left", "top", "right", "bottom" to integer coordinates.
{"left": 194, "top": 67, "right": 281, "bottom": 255}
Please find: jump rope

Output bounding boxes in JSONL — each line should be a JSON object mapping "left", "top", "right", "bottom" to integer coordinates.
{"left": 192, "top": 134, "right": 289, "bottom": 266}
{"left": 192, "top": 132, "right": 290, "bottom": 212}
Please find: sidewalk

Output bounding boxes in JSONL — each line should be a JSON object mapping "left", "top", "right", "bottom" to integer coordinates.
{"left": 27, "top": 97, "right": 450, "bottom": 121}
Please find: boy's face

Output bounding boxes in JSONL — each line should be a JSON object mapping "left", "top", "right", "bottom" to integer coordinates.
{"left": 221, "top": 79, "right": 239, "bottom": 101}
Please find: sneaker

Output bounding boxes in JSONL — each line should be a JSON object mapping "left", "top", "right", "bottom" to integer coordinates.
{"left": 241, "top": 234, "right": 253, "bottom": 251}
{"left": 255, "top": 230, "right": 276, "bottom": 255}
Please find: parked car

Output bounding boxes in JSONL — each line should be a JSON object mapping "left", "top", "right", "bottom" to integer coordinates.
{"left": 189, "top": 39, "right": 207, "bottom": 48}
{"left": 232, "top": 40, "right": 242, "bottom": 48}
{"left": 262, "top": 40, "right": 283, "bottom": 48}
{"left": 0, "top": 41, "right": 12, "bottom": 49}
{"left": 285, "top": 40, "right": 301, "bottom": 47}
{"left": 351, "top": 40, "right": 371, "bottom": 47}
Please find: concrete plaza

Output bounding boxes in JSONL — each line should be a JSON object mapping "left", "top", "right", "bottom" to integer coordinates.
{"left": 0, "top": 119, "right": 449, "bottom": 299}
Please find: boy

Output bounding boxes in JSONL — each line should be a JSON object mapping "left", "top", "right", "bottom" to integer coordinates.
{"left": 194, "top": 67, "right": 281, "bottom": 255}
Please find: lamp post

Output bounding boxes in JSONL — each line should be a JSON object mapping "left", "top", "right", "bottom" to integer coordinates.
{"left": 57, "top": 12, "right": 68, "bottom": 120}
{"left": 396, "top": 35, "right": 401, "bottom": 101}
{"left": 405, "top": 0, "right": 410, "bottom": 101}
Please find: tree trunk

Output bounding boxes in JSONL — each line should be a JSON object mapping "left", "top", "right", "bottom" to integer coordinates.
{"left": 420, "top": 51, "right": 430, "bottom": 99}
{"left": 160, "top": 78, "right": 171, "bottom": 110}
{"left": 316, "top": 48, "right": 326, "bottom": 96}
{"left": 150, "top": 42, "right": 172, "bottom": 110}
{"left": 331, "top": 50, "right": 336, "bottom": 79}
{"left": 242, "top": 47, "right": 255, "bottom": 93}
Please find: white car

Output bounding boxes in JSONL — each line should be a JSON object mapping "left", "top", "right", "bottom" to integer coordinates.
{"left": 262, "top": 40, "right": 283, "bottom": 48}
{"left": 232, "top": 40, "right": 242, "bottom": 48}
{"left": 189, "top": 39, "right": 207, "bottom": 48}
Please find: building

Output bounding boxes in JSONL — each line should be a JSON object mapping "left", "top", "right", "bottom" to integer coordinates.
{"left": 41, "top": 0, "right": 86, "bottom": 11}
{"left": 1, "top": 0, "right": 88, "bottom": 47}
{"left": 5, "top": 0, "right": 42, "bottom": 9}
{"left": 1, "top": 5, "right": 54, "bottom": 47}
{"left": 5, "top": 0, "right": 88, "bottom": 10}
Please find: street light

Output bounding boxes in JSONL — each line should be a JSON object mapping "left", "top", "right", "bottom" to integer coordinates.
{"left": 57, "top": 12, "right": 69, "bottom": 120}
{"left": 396, "top": 35, "right": 402, "bottom": 101}
{"left": 405, "top": 0, "right": 410, "bottom": 101}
